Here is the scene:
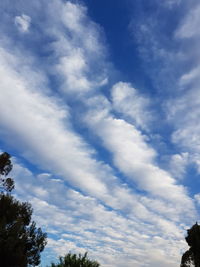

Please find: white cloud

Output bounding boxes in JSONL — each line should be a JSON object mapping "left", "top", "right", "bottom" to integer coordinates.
{"left": 14, "top": 14, "right": 31, "bottom": 32}
{"left": 47, "top": 1, "right": 108, "bottom": 94}
{"left": 169, "top": 16, "right": 200, "bottom": 173}
{"left": 111, "top": 82, "right": 152, "bottom": 130}
{"left": 0, "top": 43, "right": 184, "bottom": 229}
{"left": 167, "top": 88, "right": 200, "bottom": 172}
{"left": 12, "top": 160, "right": 190, "bottom": 267}
{"left": 84, "top": 96, "right": 195, "bottom": 218}
{"left": 175, "top": 4, "right": 200, "bottom": 39}
{"left": 179, "top": 66, "right": 200, "bottom": 87}
{"left": 0, "top": 46, "right": 111, "bottom": 197}
{"left": 56, "top": 49, "right": 91, "bottom": 92}
{"left": 135, "top": 2, "right": 200, "bottom": 178}
{"left": 169, "top": 153, "right": 189, "bottom": 179}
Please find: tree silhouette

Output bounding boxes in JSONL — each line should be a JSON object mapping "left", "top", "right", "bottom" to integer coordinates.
{"left": 49, "top": 252, "right": 100, "bottom": 267}
{"left": 0, "top": 152, "right": 14, "bottom": 192}
{"left": 0, "top": 152, "right": 47, "bottom": 266}
{"left": 181, "top": 223, "right": 200, "bottom": 267}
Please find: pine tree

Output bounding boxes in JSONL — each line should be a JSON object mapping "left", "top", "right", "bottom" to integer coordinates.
{"left": 0, "top": 152, "right": 47, "bottom": 267}
{"left": 49, "top": 252, "right": 100, "bottom": 267}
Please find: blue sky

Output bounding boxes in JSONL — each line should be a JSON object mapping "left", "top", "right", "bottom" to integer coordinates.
{"left": 0, "top": 0, "right": 200, "bottom": 266}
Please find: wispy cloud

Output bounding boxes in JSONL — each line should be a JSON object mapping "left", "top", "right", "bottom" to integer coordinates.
{"left": 164, "top": 3, "right": 200, "bottom": 173}
{"left": 175, "top": 4, "right": 200, "bottom": 39}
{"left": 14, "top": 14, "right": 31, "bottom": 32}
{"left": 129, "top": 0, "right": 200, "bottom": 177}
{"left": 47, "top": 1, "right": 109, "bottom": 94}
{"left": 169, "top": 153, "right": 189, "bottom": 179}
{"left": 111, "top": 82, "right": 153, "bottom": 130}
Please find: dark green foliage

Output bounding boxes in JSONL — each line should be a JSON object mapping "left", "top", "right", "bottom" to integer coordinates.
{"left": 0, "top": 152, "right": 13, "bottom": 176}
{"left": 181, "top": 223, "right": 200, "bottom": 267}
{"left": 0, "top": 152, "right": 47, "bottom": 266}
{"left": 0, "top": 194, "right": 47, "bottom": 267}
{"left": 49, "top": 252, "right": 100, "bottom": 267}
{"left": 0, "top": 152, "right": 14, "bottom": 192}
{"left": 181, "top": 249, "right": 194, "bottom": 267}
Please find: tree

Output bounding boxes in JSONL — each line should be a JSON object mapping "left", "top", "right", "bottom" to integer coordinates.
{"left": 0, "top": 152, "right": 47, "bottom": 266}
{"left": 49, "top": 252, "right": 100, "bottom": 267}
{"left": 181, "top": 223, "right": 200, "bottom": 267}
{"left": 0, "top": 152, "right": 14, "bottom": 192}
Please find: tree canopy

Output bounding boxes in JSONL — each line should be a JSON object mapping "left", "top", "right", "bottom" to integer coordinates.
{"left": 49, "top": 252, "right": 100, "bottom": 267}
{"left": 0, "top": 152, "right": 47, "bottom": 267}
{"left": 181, "top": 222, "right": 200, "bottom": 267}
{"left": 0, "top": 152, "right": 14, "bottom": 192}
